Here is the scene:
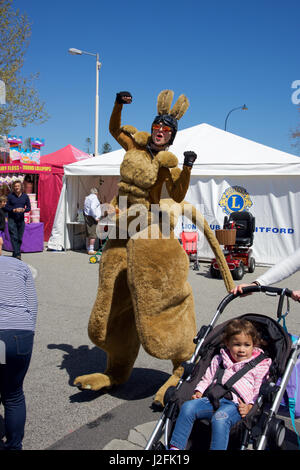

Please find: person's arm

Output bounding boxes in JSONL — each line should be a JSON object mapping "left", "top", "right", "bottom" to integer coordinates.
{"left": 24, "top": 194, "right": 31, "bottom": 213}
{"left": 238, "top": 358, "right": 271, "bottom": 417}
{"left": 192, "top": 390, "right": 203, "bottom": 399}
{"left": 251, "top": 359, "right": 272, "bottom": 405}
{"left": 166, "top": 152, "right": 197, "bottom": 203}
{"left": 238, "top": 399, "right": 253, "bottom": 417}
{"left": 4, "top": 194, "right": 14, "bottom": 213}
{"left": 109, "top": 92, "right": 134, "bottom": 151}
{"left": 255, "top": 247, "right": 300, "bottom": 286}
{"left": 166, "top": 166, "right": 191, "bottom": 203}
{"left": 194, "top": 354, "right": 220, "bottom": 395}
{"left": 25, "top": 266, "right": 38, "bottom": 330}
{"left": 90, "top": 197, "right": 101, "bottom": 221}
{"left": 231, "top": 248, "right": 300, "bottom": 297}
{"left": 291, "top": 290, "right": 300, "bottom": 301}
{"left": 0, "top": 210, "right": 5, "bottom": 231}
{"left": 231, "top": 282, "right": 256, "bottom": 295}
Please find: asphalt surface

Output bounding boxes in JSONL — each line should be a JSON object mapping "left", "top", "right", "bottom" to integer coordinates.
{"left": 1, "top": 248, "right": 300, "bottom": 452}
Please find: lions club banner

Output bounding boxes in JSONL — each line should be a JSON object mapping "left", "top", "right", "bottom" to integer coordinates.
{"left": 175, "top": 176, "right": 298, "bottom": 266}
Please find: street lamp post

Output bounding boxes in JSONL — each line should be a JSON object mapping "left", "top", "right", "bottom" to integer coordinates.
{"left": 224, "top": 104, "right": 248, "bottom": 131}
{"left": 68, "top": 48, "right": 102, "bottom": 156}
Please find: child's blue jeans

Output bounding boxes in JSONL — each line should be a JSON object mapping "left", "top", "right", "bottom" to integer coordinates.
{"left": 170, "top": 397, "right": 241, "bottom": 450}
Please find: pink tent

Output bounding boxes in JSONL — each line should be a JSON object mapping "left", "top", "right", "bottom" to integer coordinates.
{"left": 38, "top": 145, "right": 90, "bottom": 241}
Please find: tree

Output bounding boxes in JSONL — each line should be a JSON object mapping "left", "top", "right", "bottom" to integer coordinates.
{"left": 101, "top": 142, "right": 112, "bottom": 154}
{"left": 0, "top": 0, "right": 49, "bottom": 135}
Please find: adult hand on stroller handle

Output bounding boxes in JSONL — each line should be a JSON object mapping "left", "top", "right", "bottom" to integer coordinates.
{"left": 244, "top": 285, "right": 293, "bottom": 298}
{"left": 217, "top": 285, "right": 293, "bottom": 316}
{"left": 230, "top": 284, "right": 293, "bottom": 297}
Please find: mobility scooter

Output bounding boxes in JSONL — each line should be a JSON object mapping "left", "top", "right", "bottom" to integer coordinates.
{"left": 210, "top": 211, "right": 255, "bottom": 281}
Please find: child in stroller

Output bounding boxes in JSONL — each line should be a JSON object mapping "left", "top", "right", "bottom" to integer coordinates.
{"left": 145, "top": 286, "right": 296, "bottom": 451}
{"left": 169, "top": 318, "right": 272, "bottom": 450}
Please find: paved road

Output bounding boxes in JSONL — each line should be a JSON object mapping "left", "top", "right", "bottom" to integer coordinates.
{"left": 1, "top": 249, "right": 300, "bottom": 451}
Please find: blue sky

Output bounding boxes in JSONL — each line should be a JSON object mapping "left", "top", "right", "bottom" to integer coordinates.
{"left": 9, "top": 0, "right": 300, "bottom": 157}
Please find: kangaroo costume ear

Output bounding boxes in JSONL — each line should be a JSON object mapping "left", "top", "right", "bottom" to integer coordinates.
{"left": 154, "top": 90, "right": 189, "bottom": 145}
{"left": 157, "top": 90, "right": 189, "bottom": 120}
{"left": 170, "top": 94, "right": 190, "bottom": 120}
{"left": 157, "top": 90, "right": 174, "bottom": 115}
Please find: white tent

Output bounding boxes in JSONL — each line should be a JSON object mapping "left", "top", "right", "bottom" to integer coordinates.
{"left": 48, "top": 123, "right": 300, "bottom": 265}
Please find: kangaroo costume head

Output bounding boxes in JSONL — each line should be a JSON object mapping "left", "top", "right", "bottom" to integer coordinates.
{"left": 151, "top": 90, "right": 190, "bottom": 146}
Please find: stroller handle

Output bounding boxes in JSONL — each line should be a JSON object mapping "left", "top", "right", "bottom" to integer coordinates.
{"left": 217, "top": 285, "right": 293, "bottom": 315}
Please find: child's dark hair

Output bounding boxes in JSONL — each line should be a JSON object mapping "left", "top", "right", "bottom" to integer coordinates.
{"left": 223, "top": 318, "right": 263, "bottom": 347}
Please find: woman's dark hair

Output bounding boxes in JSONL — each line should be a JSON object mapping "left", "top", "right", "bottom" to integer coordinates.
{"left": 222, "top": 318, "right": 263, "bottom": 347}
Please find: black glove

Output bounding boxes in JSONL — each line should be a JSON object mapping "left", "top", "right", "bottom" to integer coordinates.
{"left": 183, "top": 151, "right": 197, "bottom": 167}
{"left": 116, "top": 91, "right": 132, "bottom": 104}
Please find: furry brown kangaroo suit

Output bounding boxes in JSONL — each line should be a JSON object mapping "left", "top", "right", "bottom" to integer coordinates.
{"left": 74, "top": 90, "right": 234, "bottom": 406}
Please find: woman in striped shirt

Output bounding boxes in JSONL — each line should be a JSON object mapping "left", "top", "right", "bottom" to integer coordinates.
{"left": 169, "top": 318, "right": 271, "bottom": 450}
{"left": 0, "top": 256, "right": 37, "bottom": 450}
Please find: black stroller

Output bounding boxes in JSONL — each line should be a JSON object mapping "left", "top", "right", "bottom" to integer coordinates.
{"left": 145, "top": 286, "right": 300, "bottom": 450}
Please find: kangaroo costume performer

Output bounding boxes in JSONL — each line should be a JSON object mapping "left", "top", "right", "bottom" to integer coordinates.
{"left": 74, "top": 90, "right": 234, "bottom": 406}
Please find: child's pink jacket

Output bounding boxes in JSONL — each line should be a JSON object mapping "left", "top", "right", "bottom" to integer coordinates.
{"left": 195, "top": 347, "right": 272, "bottom": 404}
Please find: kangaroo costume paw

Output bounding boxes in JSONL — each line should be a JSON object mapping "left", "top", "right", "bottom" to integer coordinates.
{"left": 153, "top": 374, "right": 181, "bottom": 407}
{"left": 74, "top": 373, "right": 115, "bottom": 391}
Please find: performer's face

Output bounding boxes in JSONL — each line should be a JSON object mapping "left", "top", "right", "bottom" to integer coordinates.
{"left": 151, "top": 123, "right": 172, "bottom": 147}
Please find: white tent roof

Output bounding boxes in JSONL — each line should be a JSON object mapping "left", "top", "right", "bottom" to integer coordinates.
{"left": 64, "top": 123, "right": 300, "bottom": 176}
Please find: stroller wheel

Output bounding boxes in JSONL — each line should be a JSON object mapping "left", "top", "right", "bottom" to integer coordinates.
{"left": 232, "top": 261, "right": 245, "bottom": 280}
{"left": 151, "top": 441, "right": 166, "bottom": 451}
{"left": 248, "top": 257, "right": 255, "bottom": 273}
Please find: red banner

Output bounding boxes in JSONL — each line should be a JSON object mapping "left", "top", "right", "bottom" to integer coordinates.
{"left": 0, "top": 163, "right": 52, "bottom": 174}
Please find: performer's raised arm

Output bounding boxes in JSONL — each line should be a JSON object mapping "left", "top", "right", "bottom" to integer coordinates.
{"left": 109, "top": 91, "right": 134, "bottom": 151}
{"left": 166, "top": 151, "right": 197, "bottom": 202}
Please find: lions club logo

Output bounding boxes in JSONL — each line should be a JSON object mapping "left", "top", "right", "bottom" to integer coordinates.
{"left": 219, "top": 186, "right": 253, "bottom": 215}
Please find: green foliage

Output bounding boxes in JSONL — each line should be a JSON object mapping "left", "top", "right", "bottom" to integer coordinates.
{"left": 0, "top": 0, "right": 49, "bottom": 135}
{"left": 101, "top": 142, "right": 112, "bottom": 154}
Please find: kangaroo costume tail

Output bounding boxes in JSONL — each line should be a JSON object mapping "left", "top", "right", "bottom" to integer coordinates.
{"left": 158, "top": 198, "right": 234, "bottom": 292}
